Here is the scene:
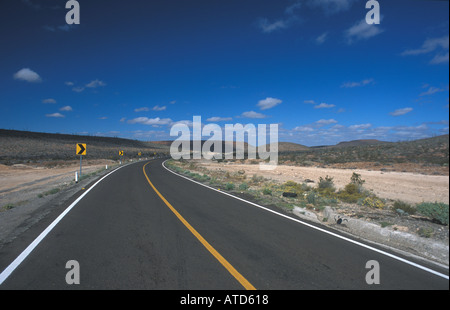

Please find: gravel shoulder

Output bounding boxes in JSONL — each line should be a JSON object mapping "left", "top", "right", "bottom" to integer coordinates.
{"left": 0, "top": 160, "right": 120, "bottom": 248}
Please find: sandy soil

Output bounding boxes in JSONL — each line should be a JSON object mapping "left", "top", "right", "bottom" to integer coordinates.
{"left": 0, "top": 160, "right": 117, "bottom": 207}
{"left": 198, "top": 161, "right": 449, "bottom": 205}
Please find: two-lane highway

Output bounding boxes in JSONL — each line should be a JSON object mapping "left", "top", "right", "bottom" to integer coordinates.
{"left": 0, "top": 159, "right": 448, "bottom": 289}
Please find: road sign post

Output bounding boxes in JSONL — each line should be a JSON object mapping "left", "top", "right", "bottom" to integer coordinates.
{"left": 76, "top": 144, "right": 87, "bottom": 175}
{"left": 119, "top": 150, "right": 124, "bottom": 165}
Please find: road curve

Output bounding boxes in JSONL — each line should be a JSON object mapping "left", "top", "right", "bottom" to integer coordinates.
{"left": 0, "top": 159, "right": 448, "bottom": 290}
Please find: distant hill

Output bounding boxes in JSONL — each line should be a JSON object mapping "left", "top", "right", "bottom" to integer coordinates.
{"left": 1, "top": 129, "right": 448, "bottom": 167}
{"left": 0, "top": 129, "right": 169, "bottom": 164}
{"left": 277, "top": 142, "right": 310, "bottom": 152}
{"left": 279, "top": 134, "right": 449, "bottom": 166}
{"left": 334, "top": 139, "right": 388, "bottom": 148}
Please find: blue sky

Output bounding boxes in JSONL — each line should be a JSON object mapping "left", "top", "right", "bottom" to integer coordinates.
{"left": 0, "top": 0, "right": 448, "bottom": 146}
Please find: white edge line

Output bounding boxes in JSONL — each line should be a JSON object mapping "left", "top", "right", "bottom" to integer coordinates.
{"left": 162, "top": 160, "right": 449, "bottom": 281}
{"left": 0, "top": 163, "right": 130, "bottom": 285}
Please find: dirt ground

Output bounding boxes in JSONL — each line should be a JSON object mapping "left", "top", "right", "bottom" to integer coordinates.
{"left": 198, "top": 161, "right": 449, "bottom": 205}
{"left": 0, "top": 159, "right": 118, "bottom": 208}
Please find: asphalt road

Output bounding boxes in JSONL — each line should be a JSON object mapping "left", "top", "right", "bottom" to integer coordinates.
{"left": 0, "top": 159, "right": 448, "bottom": 290}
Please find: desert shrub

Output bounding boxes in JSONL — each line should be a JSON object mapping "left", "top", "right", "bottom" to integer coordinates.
{"left": 417, "top": 202, "right": 449, "bottom": 225}
{"left": 361, "top": 197, "right": 385, "bottom": 209}
{"left": 281, "top": 181, "right": 304, "bottom": 195}
{"left": 417, "top": 227, "right": 434, "bottom": 238}
{"left": 318, "top": 187, "right": 337, "bottom": 199}
{"left": 251, "top": 174, "right": 264, "bottom": 184}
{"left": 225, "top": 182, "right": 235, "bottom": 191}
{"left": 263, "top": 188, "right": 272, "bottom": 196}
{"left": 350, "top": 172, "right": 365, "bottom": 186}
{"left": 239, "top": 182, "right": 249, "bottom": 191}
{"left": 337, "top": 183, "right": 364, "bottom": 203}
{"left": 393, "top": 200, "right": 416, "bottom": 215}
{"left": 301, "top": 183, "right": 313, "bottom": 192}
{"left": 196, "top": 174, "right": 211, "bottom": 182}
{"left": 284, "top": 180, "right": 298, "bottom": 187}
{"left": 318, "top": 176, "right": 335, "bottom": 191}
{"left": 344, "top": 183, "right": 358, "bottom": 194}
{"left": 306, "top": 191, "right": 318, "bottom": 205}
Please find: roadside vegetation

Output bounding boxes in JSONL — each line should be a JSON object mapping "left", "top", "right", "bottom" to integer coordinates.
{"left": 165, "top": 160, "right": 449, "bottom": 238}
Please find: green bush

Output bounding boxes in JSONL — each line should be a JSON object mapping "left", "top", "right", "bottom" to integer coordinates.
{"left": 281, "top": 181, "right": 304, "bottom": 195}
{"left": 351, "top": 172, "right": 365, "bottom": 186}
{"left": 263, "top": 188, "right": 272, "bottom": 196}
{"left": 417, "top": 202, "right": 449, "bottom": 225}
{"left": 225, "top": 182, "right": 235, "bottom": 191}
{"left": 239, "top": 183, "right": 249, "bottom": 191}
{"left": 306, "top": 192, "right": 318, "bottom": 205}
{"left": 344, "top": 183, "right": 358, "bottom": 195}
{"left": 393, "top": 200, "right": 416, "bottom": 215}
{"left": 417, "top": 227, "right": 434, "bottom": 238}
{"left": 337, "top": 183, "right": 364, "bottom": 203}
{"left": 318, "top": 176, "right": 335, "bottom": 191}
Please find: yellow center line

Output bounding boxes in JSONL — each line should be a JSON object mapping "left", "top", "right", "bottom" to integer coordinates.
{"left": 143, "top": 162, "right": 256, "bottom": 291}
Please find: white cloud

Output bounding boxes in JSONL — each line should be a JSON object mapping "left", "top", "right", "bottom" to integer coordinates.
{"left": 153, "top": 105, "right": 167, "bottom": 111}
{"left": 285, "top": 120, "right": 446, "bottom": 146}
{"left": 257, "top": 97, "right": 282, "bottom": 110}
{"left": 127, "top": 117, "right": 173, "bottom": 126}
{"left": 389, "top": 107, "right": 413, "bottom": 116}
{"left": 207, "top": 117, "right": 233, "bottom": 122}
{"left": 285, "top": 1, "right": 302, "bottom": 15}
{"left": 316, "top": 119, "right": 338, "bottom": 125}
{"left": 419, "top": 86, "right": 447, "bottom": 97}
{"left": 402, "top": 35, "right": 449, "bottom": 56}
{"left": 314, "top": 103, "right": 336, "bottom": 109}
{"left": 72, "top": 87, "right": 84, "bottom": 93}
{"left": 46, "top": 112, "right": 64, "bottom": 118}
{"left": 402, "top": 35, "right": 449, "bottom": 65}
{"left": 241, "top": 111, "right": 268, "bottom": 119}
{"left": 430, "top": 52, "right": 449, "bottom": 65}
{"left": 316, "top": 32, "right": 328, "bottom": 44}
{"left": 257, "top": 1, "right": 301, "bottom": 34}
{"left": 349, "top": 123, "right": 372, "bottom": 130}
{"left": 341, "top": 78, "right": 374, "bottom": 88}
{"left": 59, "top": 106, "right": 73, "bottom": 112}
{"left": 86, "top": 79, "right": 106, "bottom": 88}
{"left": 258, "top": 18, "right": 289, "bottom": 34}
{"left": 294, "top": 126, "right": 315, "bottom": 132}
{"left": 344, "top": 19, "right": 383, "bottom": 44}
{"left": 135, "top": 107, "right": 150, "bottom": 112}
{"left": 304, "top": 100, "right": 316, "bottom": 104}
{"left": 65, "top": 81, "right": 74, "bottom": 86}
{"left": 42, "top": 98, "right": 57, "bottom": 104}
{"left": 13, "top": 68, "right": 42, "bottom": 83}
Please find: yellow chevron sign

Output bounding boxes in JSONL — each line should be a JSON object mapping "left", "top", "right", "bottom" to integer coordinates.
{"left": 76, "top": 144, "right": 86, "bottom": 156}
